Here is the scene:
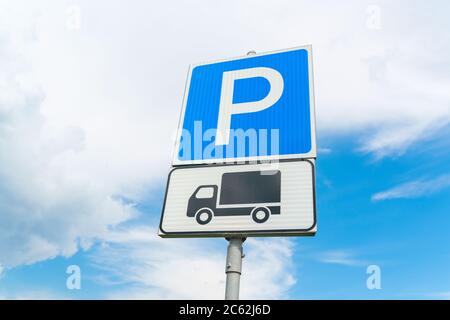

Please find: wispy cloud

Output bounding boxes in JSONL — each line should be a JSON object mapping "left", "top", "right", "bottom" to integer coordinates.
{"left": 90, "top": 226, "right": 297, "bottom": 299}
{"left": 372, "top": 174, "right": 450, "bottom": 201}
{"left": 318, "top": 148, "right": 332, "bottom": 155}
{"left": 317, "top": 250, "right": 367, "bottom": 267}
{"left": 430, "top": 292, "right": 450, "bottom": 300}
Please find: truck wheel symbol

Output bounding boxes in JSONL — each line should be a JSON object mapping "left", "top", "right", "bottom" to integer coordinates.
{"left": 251, "top": 207, "right": 270, "bottom": 224}
{"left": 195, "top": 208, "right": 213, "bottom": 225}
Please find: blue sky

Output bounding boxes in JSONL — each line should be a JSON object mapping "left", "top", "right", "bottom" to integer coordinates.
{"left": 1, "top": 0, "right": 450, "bottom": 299}
{"left": 2, "top": 132, "right": 450, "bottom": 299}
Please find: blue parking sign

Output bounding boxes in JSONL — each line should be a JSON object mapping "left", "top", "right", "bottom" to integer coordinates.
{"left": 173, "top": 46, "right": 316, "bottom": 165}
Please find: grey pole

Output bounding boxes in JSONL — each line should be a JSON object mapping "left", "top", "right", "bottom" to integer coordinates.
{"left": 224, "top": 50, "right": 255, "bottom": 301}
{"left": 225, "top": 238, "right": 245, "bottom": 300}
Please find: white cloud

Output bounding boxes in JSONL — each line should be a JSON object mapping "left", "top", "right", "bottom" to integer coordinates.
{"left": 0, "top": 5, "right": 137, "bottom": 268}
{"left": 317, "top": 250, "right": 366, "bottom": 267}
{"left": 317, "top": 148, "right": 332, "bottom": 155}
{"left": 22, "top": 0, "right": 450, "bottom": 161}
{"left": 372, "top": 174, "right": 450, "bottom": 201}
{"left": 90, "top": 226, "right": 296, "bottom": 299}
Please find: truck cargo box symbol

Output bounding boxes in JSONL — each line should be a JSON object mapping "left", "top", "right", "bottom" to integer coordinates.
{"left": 187, "top": 170, "right": 281, "bottom": 225}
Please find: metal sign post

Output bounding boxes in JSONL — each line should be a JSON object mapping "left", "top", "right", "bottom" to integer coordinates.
{"left": 225, "top": 237, "right": 245, "bottom": 300}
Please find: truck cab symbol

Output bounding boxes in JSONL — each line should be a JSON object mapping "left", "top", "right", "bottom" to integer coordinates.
{"left": 187, "top": 170, "right": 281, "bottom": 225}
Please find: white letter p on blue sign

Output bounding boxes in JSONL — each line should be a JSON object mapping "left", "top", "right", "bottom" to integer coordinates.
{"left": 174, "top": 46, "right": 316, "bottom": 165}
{"left": 216, "top": 67, "right": 284, "bottom": 145}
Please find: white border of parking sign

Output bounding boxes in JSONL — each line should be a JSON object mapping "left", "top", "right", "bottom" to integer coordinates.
{"left": 172, "top": 45, "right": 317, "bottom": 166}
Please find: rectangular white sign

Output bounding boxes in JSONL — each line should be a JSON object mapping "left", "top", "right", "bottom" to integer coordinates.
{"left": 159, "top": 160, "right": 316, "bottom": 237}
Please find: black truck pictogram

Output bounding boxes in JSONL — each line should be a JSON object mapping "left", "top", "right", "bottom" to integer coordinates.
{"left": 187, "top": 170, "right": 281, "bottom": 225}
